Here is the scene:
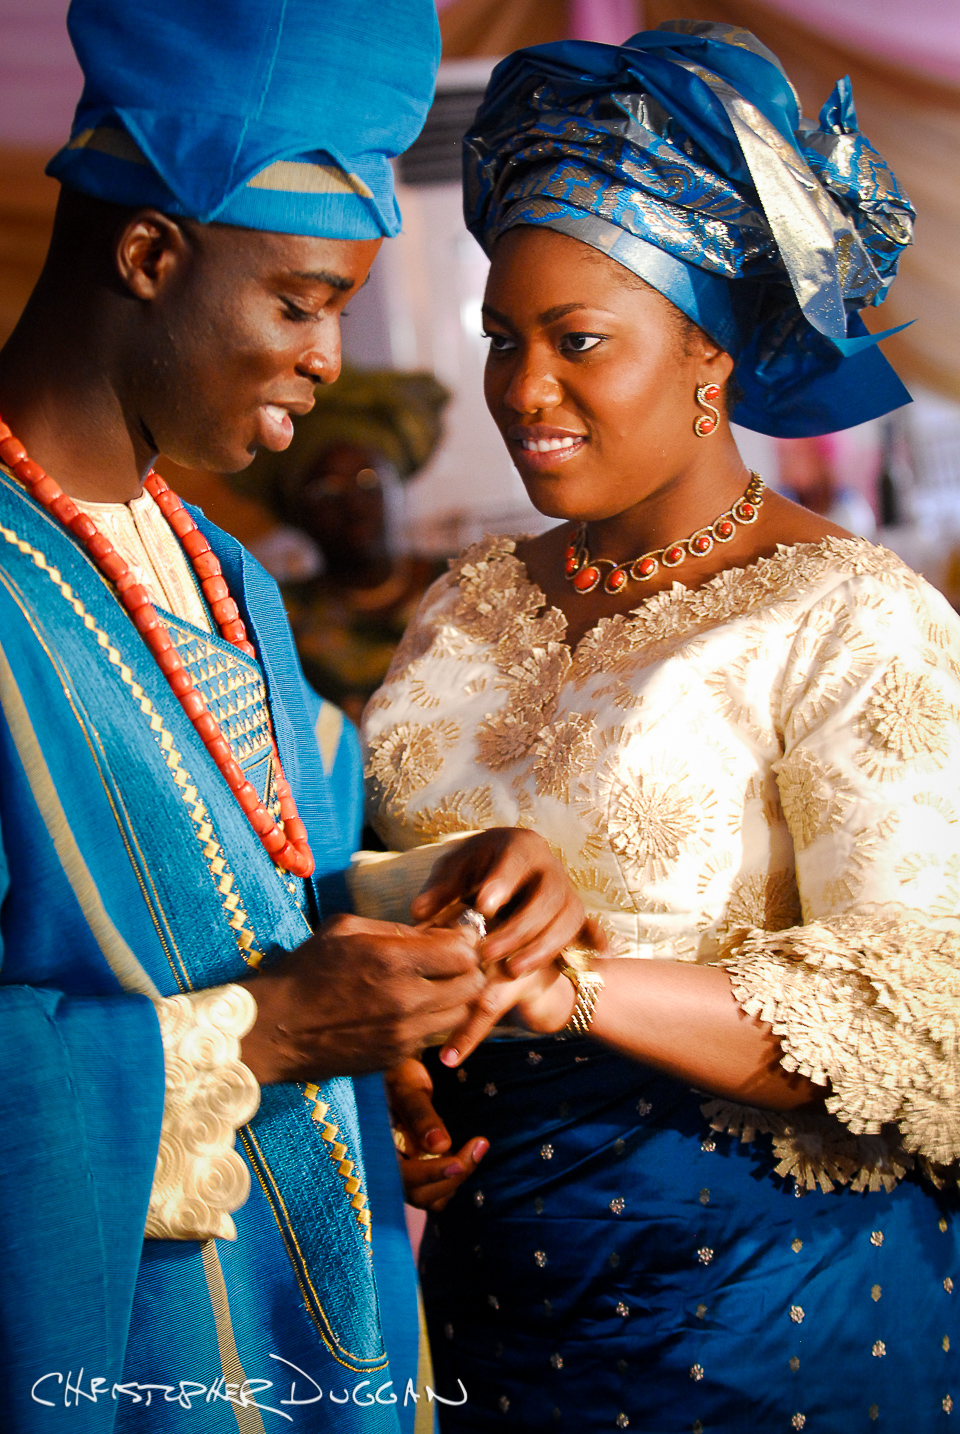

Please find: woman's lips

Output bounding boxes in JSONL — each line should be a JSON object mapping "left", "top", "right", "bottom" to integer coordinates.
{"left": 510, "top": 430, "right": 587, "bottom": 471}
{"left": 257, "top": 403, "right": 295, "bottom": 451}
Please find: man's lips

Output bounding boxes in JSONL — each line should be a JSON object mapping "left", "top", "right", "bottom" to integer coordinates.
{"left": 256, "top": 399, "right": 313, "bottom": 452}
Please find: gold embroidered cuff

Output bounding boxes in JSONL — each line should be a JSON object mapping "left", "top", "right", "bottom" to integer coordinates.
{"left": 146, "top": 984, "right": 260, "bottom": 1242}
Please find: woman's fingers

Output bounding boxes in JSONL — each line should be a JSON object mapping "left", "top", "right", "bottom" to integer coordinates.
{"left": 501, "top": 909, "right": 612, "bottom": 977}
{"left": 439, "top": 973, "right": 528, "bottom": 1067}
{"left": 401, "top": 1137, "right": 489, "bottom": 1212}
{"left": 385, "top": 1057, "right": 451, "bottom": 1154}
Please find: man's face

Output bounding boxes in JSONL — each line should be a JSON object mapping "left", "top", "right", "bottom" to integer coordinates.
{"left": 123, "top": 220, "right": 381, "bottom": 473}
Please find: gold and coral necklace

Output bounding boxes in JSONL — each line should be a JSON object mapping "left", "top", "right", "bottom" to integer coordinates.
{"left": 565, "top": 471, "right": 764, "bottom": 596}
{"left": 0, "top": 414, "right": 314, "bottom": 878}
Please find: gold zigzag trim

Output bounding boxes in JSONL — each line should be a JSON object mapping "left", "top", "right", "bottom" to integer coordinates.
{"left": 303, "top": 1083, "right": 372, "bottom": 1241}
{"left": 0, "top": 522, "right": 266, "bottom": 969}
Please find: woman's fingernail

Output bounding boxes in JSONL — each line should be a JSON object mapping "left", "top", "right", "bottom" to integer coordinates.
{"left": 440, "top": 1047, "right": 459, "bottom": 1067}
{"left": 424, "top": 1128, "right": 446, "bottom": 1152}
{"left": 442, "top": 1161, "right": 463, "bottom": 1178}
{"left": 473, "top": 1139, "right": 489, "bottom": 1162}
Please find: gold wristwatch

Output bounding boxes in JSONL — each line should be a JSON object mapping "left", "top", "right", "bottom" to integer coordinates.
{"left": 557, "top": 945, "right": 604, "bottom": 1036}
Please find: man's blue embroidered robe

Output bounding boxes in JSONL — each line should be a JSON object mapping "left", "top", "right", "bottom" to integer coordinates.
{"left": 0, "top": 469, "right": 426, "bottom": 1431}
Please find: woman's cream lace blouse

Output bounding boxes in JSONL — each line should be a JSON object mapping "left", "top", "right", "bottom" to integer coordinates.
{"left": 362, "top": 534, "right": 960, "bottom": 1192}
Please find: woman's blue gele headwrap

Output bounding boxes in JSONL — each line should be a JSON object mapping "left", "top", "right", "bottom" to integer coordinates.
{"left": 47, "top": 0, "right": 441, "bottom": 242}
{"left": 464, "top": 21, "right": 916, "bottom": 437}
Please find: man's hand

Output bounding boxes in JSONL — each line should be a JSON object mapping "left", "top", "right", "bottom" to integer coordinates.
{"left": 237, "top": 915, "right": 484, "bottom": 1085}
{"left": 386, "top": 1058, "right": 488, "bottom": 1213}
{"left": 410, "top": 827, "right": 586, "bottom": 975}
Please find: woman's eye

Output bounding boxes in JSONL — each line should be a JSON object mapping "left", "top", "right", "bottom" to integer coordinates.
{"left": 562, "top": 333, "right": 603, "bottom": 353}
{"left": 482, "top": 331, "right": 516, "bottom": 354}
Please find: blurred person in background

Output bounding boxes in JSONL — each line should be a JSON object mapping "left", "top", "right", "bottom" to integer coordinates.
{"left": 235, "top": 366, "right": 450, "bottom": 723}
{"left": 777, "top": 433, "right": 878, "bottom": 537}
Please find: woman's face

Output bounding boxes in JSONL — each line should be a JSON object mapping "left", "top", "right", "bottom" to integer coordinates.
{"left": 482, "top": 227, "right": 731, "bottom": 523}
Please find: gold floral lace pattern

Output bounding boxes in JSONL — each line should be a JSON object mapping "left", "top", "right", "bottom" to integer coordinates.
{"left": 723, "top": 912, "right": 960, "bottom": 1168}
{"left": 365, "top": 717, "right": 459, "bottom": 813}
{"left": 699, "top": 1098, "right": 915, "bottom": 1194}
{"left": 364, "top": 531, "right": 960, "bottom": 1194}
{"left": 146, "top": 984, "right": 260, "bottom": 1241}
{"left": 853, "top": 658, "right": 960, "bottom": 781}
{"left": 775, "top": 748, "right": 852, "bottom": 851}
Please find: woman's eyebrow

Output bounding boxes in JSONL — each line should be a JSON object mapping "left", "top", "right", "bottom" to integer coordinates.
{"left": 482, "top": 301, "right": 609, "bottom": 326}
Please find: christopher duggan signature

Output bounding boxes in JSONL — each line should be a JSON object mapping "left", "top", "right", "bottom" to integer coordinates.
{"left": 32, "top": 1356, "right": 468, "bottom": 1419}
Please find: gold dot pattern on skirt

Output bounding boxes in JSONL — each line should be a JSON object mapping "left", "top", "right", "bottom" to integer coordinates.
{"left": 689, "top": 1365, "right": 704, "bottom": 1382}
{"left": 872, "top": 1284, "right": 882, "bottom": 1302}
{"left": 871, "top": 1230, "right": 884, "bottom": 1247}
{"left": 789, "top": 1357, "right": 800, "bottom": 1372}
{"left": 944, "top": 1336, "right": 951, "bottom": 1353}
{"left": 869, "top": 1406, "right": 879, "bottom": 1421}
{"left": 946, "top": 1277, "right": 955, "bottom": 1293}
{"left": 790, "top": 1306, "right": 805, "bottom": 1324}
{"left": 699, "top": 1188, "right": 710, "bottom": 1205}
{"left": 792, "top": 1238, "right": 803, "bottom": 1253}
{"left": 873, "top": 1341, "right": 886, "bottom": 1357}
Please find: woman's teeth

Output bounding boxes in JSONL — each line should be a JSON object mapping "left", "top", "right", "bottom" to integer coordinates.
{"left": 520, "top": 436, "right": 580, "bottom": 452}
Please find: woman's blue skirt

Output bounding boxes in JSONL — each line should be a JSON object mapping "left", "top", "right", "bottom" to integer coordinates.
{"left": 420, "top": 1036, "right": 959, "bottom": 1433}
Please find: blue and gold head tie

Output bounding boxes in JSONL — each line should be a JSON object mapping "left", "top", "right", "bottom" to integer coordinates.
{"left": 465, "top": 21, "right": 915, "bottom": 437}
{"left": 48, "top": 0, "right": 441, "bottom": 242}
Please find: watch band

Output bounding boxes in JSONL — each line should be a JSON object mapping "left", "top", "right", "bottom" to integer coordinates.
{"left": 557, "top": 950, "right": 604, "bottom": 1036}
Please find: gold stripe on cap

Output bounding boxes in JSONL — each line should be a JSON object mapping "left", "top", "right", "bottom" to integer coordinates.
{"left": 67, "top": 126, "right": 149, "bottom": 166}
{"left": 247, "top": 160, "right": 374, "bottom": 199}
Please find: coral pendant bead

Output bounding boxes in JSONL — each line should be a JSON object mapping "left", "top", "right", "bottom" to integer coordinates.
{"left": 573, "top": 565, "right": 601, "bottom": 592}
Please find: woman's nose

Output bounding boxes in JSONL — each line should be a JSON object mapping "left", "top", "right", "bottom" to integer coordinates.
{"left": 501, "top": 351, "right": 562, "bottom": 414}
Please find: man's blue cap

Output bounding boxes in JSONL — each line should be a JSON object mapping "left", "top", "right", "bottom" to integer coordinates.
{"left": 47, "top": 0, "right": 441, "bottom": 240}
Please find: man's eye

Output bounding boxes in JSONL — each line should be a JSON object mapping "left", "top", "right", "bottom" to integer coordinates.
{"left": 282, "top": 299, "right": 314, "bottom": 322}
{"left": 482, "top": 331, "right": 516, "bottom": 353}
{"left": 562, "top": 333, "right": 603, "bottom": 353}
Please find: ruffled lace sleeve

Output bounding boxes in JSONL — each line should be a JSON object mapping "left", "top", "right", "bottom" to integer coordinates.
{"left": 721, "top": 569, "right": 960, "bottom": 1169}
{"left": 145, "top": 984, "right": 260, "bottom": 1241}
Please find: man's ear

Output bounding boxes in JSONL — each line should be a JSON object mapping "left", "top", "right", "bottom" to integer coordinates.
{"left": 115, "top": 210, "right": 190, "bottom": 301}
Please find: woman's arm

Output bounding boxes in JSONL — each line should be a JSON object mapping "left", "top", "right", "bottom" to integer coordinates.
{"left": 438, "top": 955, "right": 821, "bottom": 1111}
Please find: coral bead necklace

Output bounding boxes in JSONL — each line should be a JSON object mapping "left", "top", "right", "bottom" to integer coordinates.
{"left": 565, "top": 471, "right": 764, "bottom": 596}
{"left": 0, "top": 415, "right": 314, "bottom": 878}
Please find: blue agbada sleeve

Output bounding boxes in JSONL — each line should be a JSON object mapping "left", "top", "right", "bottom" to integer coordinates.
{"left": 0, "top": 830, "right": 166, "bottom": 1428}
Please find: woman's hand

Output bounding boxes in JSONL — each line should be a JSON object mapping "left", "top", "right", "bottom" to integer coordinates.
{"left": 411, "top": 828, "right": 586, "bottom": 976}
{"left": 386, "top": 1057, "right": 489, "bottom": 1212}
{"left": 438, "top": 958, "right": 578, "bottom": 1067}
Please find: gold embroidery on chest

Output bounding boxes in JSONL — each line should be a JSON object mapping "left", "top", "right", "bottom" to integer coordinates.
{"left": 412, "top": 785, "right": 497, "bottom": 842}
{"left": 364, "top": 718, "right": 459, "bottom": 812}
{"left": 475, "top": 643, "right": 571, "bottom": 770}
{"left": 776, "top": 748, "right": 852, "bottom": 850}
{"left": 532, "top": 713, "right": 597, "bottom": 799}
{"left": 597, "top": 756, "right": 717, "bottom": 884}
{"left": 853, "top": 659, "right": 958, "bottom": 780}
